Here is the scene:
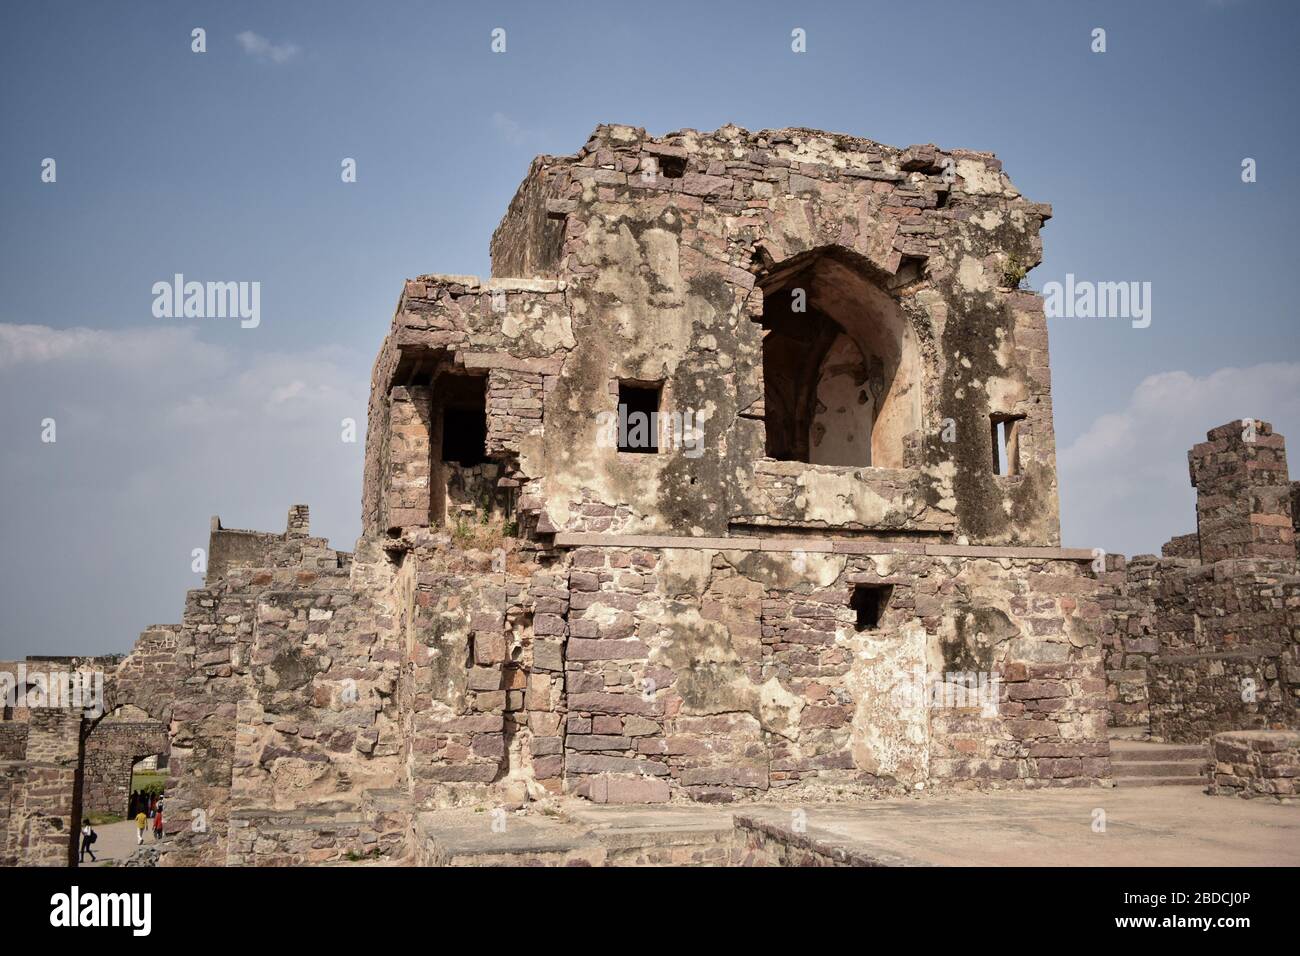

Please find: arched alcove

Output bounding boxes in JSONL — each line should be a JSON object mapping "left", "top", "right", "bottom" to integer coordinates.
{"left": 756, "top": 246, "right": 921, "bottom": 468}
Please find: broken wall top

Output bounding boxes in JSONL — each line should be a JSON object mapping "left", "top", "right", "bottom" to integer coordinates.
{"left": 368, "top": 123, "right": 1063, "bottom": 546}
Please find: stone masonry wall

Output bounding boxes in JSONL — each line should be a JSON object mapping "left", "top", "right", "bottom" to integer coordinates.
{"left": 1146, "top": 559, "right": 1299, "bottom": 742}
{"left": 1191, "top": 420, "right": 1296, "bottom": 563}
{"left": 557, "top": 541, "right": 1107, "bottom": 801}
{"left": 1207, "top": 730, "right": 1299, "bottom": 802}
{"left": 0, "top": 709, "right": 81, "bottom": 866}
{"left": 1096, "top": 423, "right": 1300, "bottom": 741}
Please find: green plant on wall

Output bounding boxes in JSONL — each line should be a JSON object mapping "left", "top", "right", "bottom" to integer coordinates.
{"left": 1001, "top": 254, "right": 1029, "bottom": 290}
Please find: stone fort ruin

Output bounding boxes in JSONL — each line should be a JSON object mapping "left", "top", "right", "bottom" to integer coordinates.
{"left": 2, "top": 125, "right": 1296, "bottom": 866}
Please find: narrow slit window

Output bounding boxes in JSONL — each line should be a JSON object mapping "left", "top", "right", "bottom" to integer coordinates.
{"left": 850, "top": 584, "right": 892, "bottom": 631}
{"left": 990, "top": 414, "right": 1026, "bottom": 476}
{"left": 617, "top": 382, "right": 661, "bottom": 454}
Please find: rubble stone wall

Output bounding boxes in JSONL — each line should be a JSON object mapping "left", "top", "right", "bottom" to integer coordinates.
{"left": 1097, "top": 423, "right": 1299, "bottom": 742}
{"left": 1191, "top": 421, "right": 1296, "bottom": 563}
{"left": 556, "top": 542, "right": 1107, "bottom": 800}
{"left": 0, "top": 709, "right": 81, "bottom": 866}
{"left": 1208, "top": 730, "right": 1299, "bottom": 802}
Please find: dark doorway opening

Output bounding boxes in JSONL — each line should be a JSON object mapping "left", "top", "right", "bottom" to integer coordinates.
{"left": 440, "top": 376, "right": 488, "bottom": 466}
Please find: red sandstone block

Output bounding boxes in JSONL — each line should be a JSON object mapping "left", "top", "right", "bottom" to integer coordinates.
{"left": 568, "top": 753, "right": 667, "bottom": 776}
{"left": 466, "top": 667, "right": 501, "bottom": 691}
{"left": 421, "top": 763, "right": 498, "bottom": 783}
{"left": 800, "top": 705, "right": 851, "bottom": 728}
{"left": 680, "top": 766, "right": 768, "bottom": 789}
{"left": 567, "top": 735, "right": 632, "bottom": 751}
{"left": 533, "top": 613, "right": 566, "bottom": 636}
{"left": 473, "top": 633, "right": 506, "bottom": 665}
{"left": 567, "top": 692, "right": 660, "bottom": 717}
{"left": 471, "top": 734, "right": 505, "bottom": 758}
{"left": 585, "top": 774, "right": 670, "bottom": 804}
{"left": 531, "top": 755, "right": 563, "bottom": 779}
{"left": 1034, "top": 757, "right": 1082, "bottom": 778}
{"left": 567, "top": 638, "right": 648, "bottom": 661}
{"left": 1007, "top": 680, "right": 1068, "bottom": 700}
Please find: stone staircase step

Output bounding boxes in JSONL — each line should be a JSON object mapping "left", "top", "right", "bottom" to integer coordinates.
{"left": 1111, "top": 761, "right": 1206, "bottom": 777}
{"left": 566, "top": 805, "right": 740, "bottom": 866}
{"left": 1113, "top": 776, "right": 1207, "bottom": 788}
{"left": 415, "top": 809, "right": 607, "bottom": 866}
{"left": 359, "top": 787, "right": 414, "bottom": 859}
{"left": 1110, "top": 741, "right": 1207, "bottom": 763}
{"left": 1108, "top": 741, "right": 1207, "bottom": 787}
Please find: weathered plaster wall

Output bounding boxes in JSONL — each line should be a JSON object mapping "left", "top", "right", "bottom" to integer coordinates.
{"left": 557, "top": 543, "right": 1106, "bottom": 800}
{"left": 371, "top": 124, "right": 1061, "bottom": 548}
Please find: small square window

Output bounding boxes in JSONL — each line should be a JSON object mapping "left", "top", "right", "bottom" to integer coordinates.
{"left": 658, "top": 155, "right": 687, "bottom": 179}
{"left": 850, "top": 584, "right": 891, "bottom": 631}
{"left": 617, "top": 382, "right": 661, "bottom": 454}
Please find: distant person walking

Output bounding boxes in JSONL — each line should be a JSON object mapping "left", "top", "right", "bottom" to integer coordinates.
{"left": 152, "top": 807, "right": 164, "bottom": 842}
{"left": 135, "top": 809, "right": 147, "bottom": 845}
{"left": 79, "top": 821, "right": 97, "bottom": 862}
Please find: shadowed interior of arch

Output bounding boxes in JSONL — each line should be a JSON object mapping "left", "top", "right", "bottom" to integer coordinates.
{"left": 755, "top": 247, "right": 920, "bottom": 468}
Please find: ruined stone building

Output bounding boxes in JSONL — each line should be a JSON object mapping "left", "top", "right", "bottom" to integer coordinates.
{"left": 2, "top": 125, "right": 1295, "bottom": 866}
{"left": 1098, "top": 421, "right": 1299, "bottom": 746}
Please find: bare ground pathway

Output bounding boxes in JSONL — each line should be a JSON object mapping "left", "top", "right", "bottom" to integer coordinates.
{"left": 77, "top": 819, "right": 167, "bottom": 866}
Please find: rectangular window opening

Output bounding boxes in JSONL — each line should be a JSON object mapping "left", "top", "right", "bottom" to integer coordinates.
{"left": 659, "top": 155, "right": 687, "bottom": 179}
{"left": 990, "top": 414, "right": 1026, "bottom": 476}
{"left": 441, "top": 376, "right": 489, "bottom": 466}
{"left": 850, "top": 584, "right": 892, "bottom": 631}
{"left": 618, "top": 382, "right": 661, "bottom": 454}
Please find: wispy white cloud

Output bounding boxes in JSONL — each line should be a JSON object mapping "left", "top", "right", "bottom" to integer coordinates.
{"left": 1059, "top": 362, "right": 1300, "bottom": 555}
{"left": 236, "top": 31, "right": 300, "bottom": 64}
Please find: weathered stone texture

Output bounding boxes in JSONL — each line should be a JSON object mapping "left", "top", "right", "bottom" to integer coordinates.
{"left": 1207, "top": 730, "right": 1299, "bottom": 802}
{"left": 370, "top": 124, "right": 1062, "bottom": 547}
{"left": 1191, "top": 420, "right": 1296, "bottom": 563}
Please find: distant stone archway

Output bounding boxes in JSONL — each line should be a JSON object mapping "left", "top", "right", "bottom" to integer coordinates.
{"left": 80, "top": 704, "right": 169, "bottom": 819}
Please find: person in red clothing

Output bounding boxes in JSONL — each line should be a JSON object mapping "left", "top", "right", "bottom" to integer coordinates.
{"left": 152, "top": 805, "right": 163, "bottom": 841}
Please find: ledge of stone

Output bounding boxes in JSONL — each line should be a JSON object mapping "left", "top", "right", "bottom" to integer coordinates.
{"left": 551, "top": 532, "right": 1095, "bottom": 561}
{"left": 461, "top": 352, "right": 564, "bottom": 375}
{"left": 408, "top": 275, "right": 566, "bottom": 295}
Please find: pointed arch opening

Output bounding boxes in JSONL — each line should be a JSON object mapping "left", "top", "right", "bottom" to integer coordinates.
{"left": 755, "top": 247, "right": 920, "bottom": 468}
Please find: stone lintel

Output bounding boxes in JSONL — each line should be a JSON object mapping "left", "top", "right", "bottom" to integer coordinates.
{"left": 552, "top": 532, "right": 1096, "bottom": 561}
{"left": 461, "top": 352, "right": 564, "bottom": 375}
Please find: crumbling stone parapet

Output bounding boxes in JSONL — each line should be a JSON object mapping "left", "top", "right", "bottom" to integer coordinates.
{"left": 1098, "top": 420, "right": 1299, "bottom": 739}
{"left": 1190, "top": 420, "right": 1295, "bottom": 563}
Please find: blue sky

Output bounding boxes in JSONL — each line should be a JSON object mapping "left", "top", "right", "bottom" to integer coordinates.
{"left": 2, "top": 0, "right": 1298, "bottom": 656}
